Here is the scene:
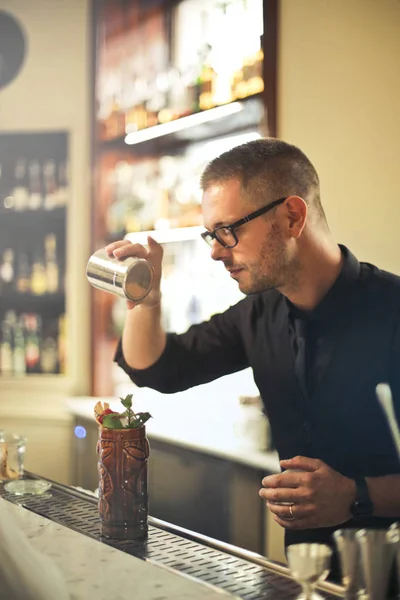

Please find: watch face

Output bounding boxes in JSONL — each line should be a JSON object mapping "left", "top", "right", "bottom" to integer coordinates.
{"left": 351, "top": 499, "right": 374, "bottom": 519}
{"left": 0, "top": 11, "right": 27, "bottom": 91}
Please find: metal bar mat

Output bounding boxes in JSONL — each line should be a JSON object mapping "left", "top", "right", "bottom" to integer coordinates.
{"left": 0, "top": 479, "right": 340, "bottom": 600}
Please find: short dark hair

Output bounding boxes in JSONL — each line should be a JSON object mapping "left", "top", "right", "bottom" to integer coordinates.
{"left": 200, "top": 138, "right": 326, "bottom": 222}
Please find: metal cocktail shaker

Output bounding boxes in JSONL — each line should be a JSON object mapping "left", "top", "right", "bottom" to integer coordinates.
{"left": 86, "top": 248, "right": 154, "bottom": 303}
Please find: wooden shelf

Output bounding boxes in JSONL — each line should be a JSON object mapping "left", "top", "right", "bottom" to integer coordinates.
{"left": 98, "top": 97, "right": 264, "bottom": 155}
{"left": 0, "top": 207, "right": 66, "bottom": 230}
{"left": 0, "top": 292, "right": 65, "bottom": 316}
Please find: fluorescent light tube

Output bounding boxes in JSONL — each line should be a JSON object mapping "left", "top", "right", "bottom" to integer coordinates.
{"left": 124, "top": 102, "right": 244, "bottom": 146}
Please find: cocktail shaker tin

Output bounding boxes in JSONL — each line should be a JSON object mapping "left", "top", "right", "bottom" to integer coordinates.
{"left": 86, "top": 248, "right": 154, "bottom": 303}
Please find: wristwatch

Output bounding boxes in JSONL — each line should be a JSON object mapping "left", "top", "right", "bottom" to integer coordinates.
{"left": 350, "top": 477, "right": 374, "bottom": 520}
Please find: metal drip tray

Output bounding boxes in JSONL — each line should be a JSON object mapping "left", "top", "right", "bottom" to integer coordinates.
{"left": 0, "top": 475, "right": 343, "bottom": 600}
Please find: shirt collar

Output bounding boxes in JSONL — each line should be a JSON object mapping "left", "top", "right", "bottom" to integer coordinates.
{"left": 286, "top": 245, "right": 361, "bottom": 323}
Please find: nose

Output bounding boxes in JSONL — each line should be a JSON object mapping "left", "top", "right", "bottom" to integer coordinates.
{"left": 210, "top": 239, "right": 231, "bottom": 262}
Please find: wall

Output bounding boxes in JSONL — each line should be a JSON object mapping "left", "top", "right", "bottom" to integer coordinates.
{"left": 278, "top": 0, "right": 400, "bottom": 273}
{"left": 265, "top": 0, "right": 400, "bottom": 562}
{"left": 0, "top": 0, "right": 91, "bottom": 483}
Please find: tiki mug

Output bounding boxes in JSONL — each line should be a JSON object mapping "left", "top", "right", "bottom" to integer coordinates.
{"left": 97, "top": 426, "right": 149, "bottom": 540}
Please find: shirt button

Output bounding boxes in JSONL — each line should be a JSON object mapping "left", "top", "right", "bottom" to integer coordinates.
{"left": 303, "top": 421, "right": 312, "bottom": 432}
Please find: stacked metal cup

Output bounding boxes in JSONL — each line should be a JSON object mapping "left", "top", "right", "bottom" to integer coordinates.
{"left": 334, "top": 526, "right": 399, "bottom": 600}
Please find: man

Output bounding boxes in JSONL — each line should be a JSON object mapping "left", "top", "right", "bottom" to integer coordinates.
{"left": 109, "top": 138, "right": 400, "bottom": 577}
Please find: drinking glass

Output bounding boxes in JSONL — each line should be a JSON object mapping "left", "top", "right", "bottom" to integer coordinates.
{"left": 0, "top": 434, "right": 26, "bottom": 484}
{"left": 287, "top": 543, "right": 332, "bottom": 600}
{"left": 387, "top": 523, "right": 400, "bottom": 598}
{"left": 333, "top": 529, "right": 361, "bottom": 599}
{"left": 356, "top": 528, "right": 396, "bottom": 600}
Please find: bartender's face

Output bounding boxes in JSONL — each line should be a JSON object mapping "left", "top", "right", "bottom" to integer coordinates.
{"left": 202, "top": 178, "right": 294, "bottom": 295}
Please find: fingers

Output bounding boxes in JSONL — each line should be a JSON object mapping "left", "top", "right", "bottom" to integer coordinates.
{"left": 110, "top": 242, "right": 149, "bottom": 261}
{"left": 126, "top": 300, "right": 138, "bottom": 311}
{"left": 273, "top": 514, "right": 305, "bottom": 530}
{"left": 105, "top": 237, "right": 164, "bottom": 264}
{"left": 147, "top": 236, "right": 164, "bottom": 261}
{"left": 105, "top": 240, "right": 132, "bottom": 254}
{"left": 267, "top": 501, "right": 299, "bottom": 521}
{"left": 259, "top": 486, "right": 297, "bottom": 502}
{"left": 259, "top": 486, "right": 300, "bottom": 504}
{"left": 280, "top": 455, "right": 322, "bottom": 472}
{"left": 261, "top": 470, "right": 302, "bottom": 488}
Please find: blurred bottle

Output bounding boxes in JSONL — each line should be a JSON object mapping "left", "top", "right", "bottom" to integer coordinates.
{"left": 198, "top": 45, "right": 215, "bottom": 111}
{"left": 0, "top": 249, "right": 15, "bottom": 294}
{"left": 40, "top": 319, "right": 58, "bottom": 374}
{"left": 58, "top": 314, "right": 67, "bottom": 374}
{"left": 28, "top": 161, "right": 43, "bottom": 210}
{"left": 167, "top": 67, "right": 189, "bottom": 119}
{"left": 30, "top": 247, "right": 47, "bottom": 296}
{"left": 56, "top": 160, "right": 68, "bottom": 207}
{"left": 44, "top": 234, "right": 59, "bottom": 294}
{"left": 0, "top": 311, "right": 15, "bottom": 374}
{"left": 12, "top": 158, "right": 29, "bottom": 212}
{"left": 0, "top": 162, "right": 15, "bottom": 212}
{"left": 186, "top": 59, "right": 201, "bottom": 114}
{"left": 13, "top": 317, "right": 26, "bottom": 376}
{"left": 106, "top": 96, "right": 125, "bottom": 139}
{"left": 24, "top": 314, "right": 41, "bottom": 374}
{"left": 43, "top": 161, "right": 57, "bottom": 210}
{"left": 16, "top": 251, "right": 31, "bottom": 294}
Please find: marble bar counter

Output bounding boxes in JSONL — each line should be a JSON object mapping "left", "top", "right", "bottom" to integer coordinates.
{"left": 66, "top": 383, "right": 281, "bottom": 473}
{"left": 0, "top": 497, "right": 231, "bottom": 600}
{"left": 0, "top": 478, "right": 343, "bottom": 600}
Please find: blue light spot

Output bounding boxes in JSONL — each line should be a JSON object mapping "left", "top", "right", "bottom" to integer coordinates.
{"left": 74, "top": 425, "right": 87, "bottom": 439}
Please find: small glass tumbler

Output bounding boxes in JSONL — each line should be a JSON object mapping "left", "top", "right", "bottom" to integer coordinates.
{"left": 0, "top": 434, "right": 27, "bottom": 484}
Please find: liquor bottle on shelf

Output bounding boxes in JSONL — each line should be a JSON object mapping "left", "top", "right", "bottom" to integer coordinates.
{"left": 28, "top": 161, "right": 43, "bottom": 210}
{"left": 30, "top": 247, "right": 48, "bottom": 296}
{"left": 57, "top": 160, "right": 68, "bottom": 207}
{"left": 43, "top": 160, "right": 57, "bottom": 210}
{"left": 185, "top": 58, "right": 202, "bottom": 114}
{"left": 40, "top": 318, "right": 59, "bottom": 374}
{"left": 44, "top": 234, "right": 59, "bottom": 294}
{"left": 105, "top": 96, "right": 125, "bottom": 139}
{"left": 12, "top": 158, "right": 30, "bottom": 212}
{"left": 247, "top": 47, "right": 264, "bottom": 96}
{"left": 24, "top": 313, "right": 41, "bottom": 374}
{"left": 16, "top": 251, "right": 31, "bottom": 294}
{"left": 0, "top": 311, "right": 15, "bottom": 375}
{"left": 58, "top": 313, "right": 67, "bottom": 374}
{"left": 198, "top": 44, "right": 216, "bottom": 111}
{"left": 167, "top": 67, "right": 190, "bottom": 119}
{"left": 0, "top": 248, "right": 15, "bottom": 294}
{"left": 13, "top": 316, "right": 26, "bottom": 376}
{"left": 0, "top": 162, "right": 14, "bottom": 212}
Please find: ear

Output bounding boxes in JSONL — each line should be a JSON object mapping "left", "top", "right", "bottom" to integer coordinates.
{"left": 284, "top": 196, "right": 307, "bottom": 238}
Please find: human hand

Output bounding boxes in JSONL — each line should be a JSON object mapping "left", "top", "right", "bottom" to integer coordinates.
{"left": 259, "top": 455, "right": 356, "bottom": 530}
{"left": 104, "top": 237, "right": 163, "bottom": 310}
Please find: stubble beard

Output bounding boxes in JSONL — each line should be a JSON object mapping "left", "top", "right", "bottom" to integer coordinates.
{"left": 239, "top": 224, "right": 300, "bottom": 295}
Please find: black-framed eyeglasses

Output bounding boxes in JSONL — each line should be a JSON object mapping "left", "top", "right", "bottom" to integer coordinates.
{"left": 201, "top": 197, "right": 287, "bottom": 249}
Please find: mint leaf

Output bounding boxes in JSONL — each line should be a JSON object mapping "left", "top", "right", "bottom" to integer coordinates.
{"left": 120, "top": 394, "right": 133, "bottom": 410}
{"left": 124, "top": 413, "right": 152, "bottom": 429}
{"left": 138, "top": 412, "right": 152, "bottom": 425}
{"left": 126, "top": 420, "right": 143, "bottom": 429}
{"left": 102, "top": 414, "right": 123, "bottom": 429}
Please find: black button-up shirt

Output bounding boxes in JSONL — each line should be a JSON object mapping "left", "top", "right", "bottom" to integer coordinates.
{"left": 115, "top": 245, "right": 400, "bottom": 549}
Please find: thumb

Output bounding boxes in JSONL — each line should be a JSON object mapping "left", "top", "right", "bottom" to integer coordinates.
{"left": 147, "top": 236, "right": 163, "bottom": 258}
{"left": 280, "top": 455, "right": 321, "bottom": 472}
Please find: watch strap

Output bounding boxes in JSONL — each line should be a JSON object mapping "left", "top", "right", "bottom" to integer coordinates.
{"left": 350, "top": 477, "right": 374, "bottom": 520}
